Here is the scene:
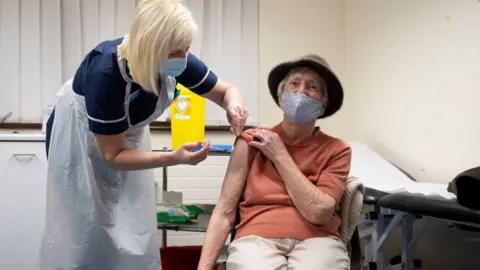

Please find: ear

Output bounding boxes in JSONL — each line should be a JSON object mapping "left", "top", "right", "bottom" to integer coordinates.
{"left": 322, "top": 99, "right": 329, "bottom": 112}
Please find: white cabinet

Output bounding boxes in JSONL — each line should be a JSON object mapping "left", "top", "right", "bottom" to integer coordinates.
{"left": 0, "top": 140, "right": 47, "bottom": 270}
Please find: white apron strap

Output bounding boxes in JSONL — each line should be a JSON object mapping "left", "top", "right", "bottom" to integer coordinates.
{"left": 117, "top": 53, "right": 133, "bottom": 128}
{"left": 116, "top": 34, "right": 175, "bottom": 126}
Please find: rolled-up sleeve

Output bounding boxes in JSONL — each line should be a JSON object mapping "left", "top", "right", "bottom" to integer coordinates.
{"left": 84, "top": 72, "right": 129, "bottom": 135}
{"left": 175, "top": 53, "right": 218, "bottom": 95}
{"left": 316, "top": 142, "right": 352, "bottom": 203}
{"left": 236, "top": 128, "right": 261, "bottom": 165}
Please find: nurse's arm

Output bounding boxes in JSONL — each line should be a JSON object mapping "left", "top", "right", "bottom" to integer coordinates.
{"left": 197, "top": 138, "right": 250, "bottom": 270}
{"left": 84, "top": 70, "right": 206, "bottom": 171}
{"left": 94, "top": 133, "right": 178, "bottom": 171}
{"left": 202, "top": 79, "right": 243, "bottom": 110}
{"left": 175, "top": 53, "right": 243, "bottom": 111}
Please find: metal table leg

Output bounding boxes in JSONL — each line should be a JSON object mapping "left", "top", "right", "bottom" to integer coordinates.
{"left": 161, "top": 147, "right": 168, "bottom": 248}
{"left": 375, "top": 211, "right": 405, "bottom": 270}
{"left": 401, "top": 214, "right": 414, "bottom": 270}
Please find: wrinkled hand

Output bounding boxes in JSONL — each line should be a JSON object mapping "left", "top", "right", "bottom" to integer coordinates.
{"left": 172, "top": 141, "right": 211, "bottom": 165}
{"left": 226, "top": 105, "right": 249, "bottom": 136}
{"left": 248, "top": 130, "right": 289, "bottom": 164}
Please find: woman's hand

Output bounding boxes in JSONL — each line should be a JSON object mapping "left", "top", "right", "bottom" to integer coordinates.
{"left": 200, "top": 79, "right": 248, "bottom": 136}
{"left": 171, "top": 141, "right": 211, "bottom": 165}
{"left": 248, "top": 130, "right": 289, "bottom": 164}
{"left": 226, "top": 104, "right": 249, "bottom": 136}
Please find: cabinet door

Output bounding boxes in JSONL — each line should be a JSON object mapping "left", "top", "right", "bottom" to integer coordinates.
{"left": 0, "top": 142, "right": 47, "bottom": 270}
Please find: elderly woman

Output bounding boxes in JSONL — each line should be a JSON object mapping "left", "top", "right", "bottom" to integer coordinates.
{"left": 198, "top": 55, "right": 352, "bottom": 270}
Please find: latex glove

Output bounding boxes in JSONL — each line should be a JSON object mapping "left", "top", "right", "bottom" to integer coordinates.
{"left": 226, "top": 104, "right": 249, "bottom": 136}
{"left": 172, "top": 141, "right": 211, "bottom": 165}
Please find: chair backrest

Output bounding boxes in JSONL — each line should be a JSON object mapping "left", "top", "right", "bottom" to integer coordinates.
{"left": 339, "top": 176, "right": 365, "bottom": 243}
{"left": 339, "top": 176, "right": 365, "bottom": 270}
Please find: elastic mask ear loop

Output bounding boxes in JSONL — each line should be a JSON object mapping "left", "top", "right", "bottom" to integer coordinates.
{"left": 321, "top": 85, "right": 328, "bottom": 102}
{"left": 277, "top": 78, "right": 287, "bottom": 102}
{"left": 319, "top": 85, "right": 328, "bottom": 116}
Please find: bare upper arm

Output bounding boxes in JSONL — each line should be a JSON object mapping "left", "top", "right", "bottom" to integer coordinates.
{"left": 93, "top": 133, "right": 126, "bottom": 163}
{"left": 216, "top": 138, "right": 250, "bottom": 212}
{"left": 201, "top": 79, "right": 232, "bottom": 108}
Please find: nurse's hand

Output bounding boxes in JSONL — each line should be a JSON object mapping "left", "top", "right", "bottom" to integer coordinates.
{"left": 171, "top": 141, "right": 211, "bottom": 165}
{"left": 227, "top": 104, "right": 248, "bottom": 136}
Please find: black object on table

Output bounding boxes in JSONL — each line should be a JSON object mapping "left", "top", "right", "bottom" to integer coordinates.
{"left": 378, "top": 191, "right": 480, "bottom": 224}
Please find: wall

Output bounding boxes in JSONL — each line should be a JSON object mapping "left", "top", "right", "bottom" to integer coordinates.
{"left": 155, "top": 0, "right": 480, "bottom": 268}
{"left": 258, "top": 0, "right": 351, "bottom": 138}
{"left": 346, "top": 0, "right": 480, "bottom": 184}
{"left": 346, "top": 0, "right": 480, "bottom": 269}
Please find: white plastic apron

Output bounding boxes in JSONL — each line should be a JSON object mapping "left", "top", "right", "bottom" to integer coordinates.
{"left": 38, "top": 55, "right": 176, "bottom": 270}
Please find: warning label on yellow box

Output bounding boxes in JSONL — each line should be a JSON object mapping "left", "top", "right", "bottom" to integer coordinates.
{"left": 170, "top": 83, "right": 206, "bottom": 149}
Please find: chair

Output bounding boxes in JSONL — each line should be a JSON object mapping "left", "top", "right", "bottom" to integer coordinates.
{"left": 340, "top": 176, "right": 365, "bottom": 270}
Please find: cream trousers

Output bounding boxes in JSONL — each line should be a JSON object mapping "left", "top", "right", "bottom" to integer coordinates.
{"left": 226, "top": 235, "right": 350, "bottom": 270}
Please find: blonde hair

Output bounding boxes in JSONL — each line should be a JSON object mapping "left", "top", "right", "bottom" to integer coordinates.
{"left": 118, "top": 0, "right": 197, "bottom": 94}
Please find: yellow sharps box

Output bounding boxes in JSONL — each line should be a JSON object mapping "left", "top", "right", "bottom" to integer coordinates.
{"left": 170, "top": 83, "right": 206, "bottom": 150}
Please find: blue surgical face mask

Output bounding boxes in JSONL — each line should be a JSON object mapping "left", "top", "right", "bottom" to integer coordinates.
{"left": 280, "top": 92, "right": 325, "bottom": 124}
{"left": 161, "top": 57, "right": 187, "bottom": 77}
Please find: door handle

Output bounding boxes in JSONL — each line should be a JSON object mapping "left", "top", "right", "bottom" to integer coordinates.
{"left": 12, "top": 153, "right": 38, "bottom": 159}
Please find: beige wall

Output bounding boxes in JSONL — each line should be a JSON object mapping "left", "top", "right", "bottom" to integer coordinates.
{"left": 345, "top": 1, "right": 480, "bottom": 269}
{"left": 152, "top": 0, "right": 480, "bottom": 269}
{"left": 346, "top": 0, "right": 480, "bottom": 184}
{"left": 258, "top": 0, "right": 351, "bottom": 138}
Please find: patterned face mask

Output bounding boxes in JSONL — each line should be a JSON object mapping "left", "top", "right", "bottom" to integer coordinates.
{"left": 279, "top": 92, "right": 325, "bottom": 124}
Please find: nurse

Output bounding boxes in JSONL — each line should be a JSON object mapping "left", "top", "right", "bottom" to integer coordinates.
{"left": 39, "top": 0, "right": 248, "bottom": 269}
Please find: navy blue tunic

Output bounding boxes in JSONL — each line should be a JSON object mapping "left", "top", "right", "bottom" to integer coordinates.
{"left": 46, "top": 37, "right": 218, "bottom": 157}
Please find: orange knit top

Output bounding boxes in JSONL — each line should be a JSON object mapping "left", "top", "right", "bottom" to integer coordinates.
{"left": 234, "top": 123, "right": 352, "bottom": 241}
